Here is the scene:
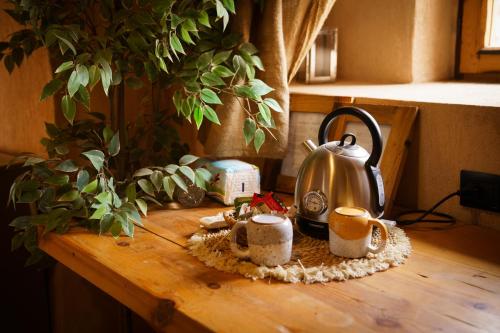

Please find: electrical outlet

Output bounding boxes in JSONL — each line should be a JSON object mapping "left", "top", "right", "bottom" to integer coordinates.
{"left": 460, "top": 170, "right": 500, "bottom": 212}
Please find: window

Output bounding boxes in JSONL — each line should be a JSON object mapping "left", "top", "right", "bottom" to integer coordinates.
{"left": 485, "top": 0, "right": 500, "bottom": 48}
{"left": 459, "top": 0, "right": 500, "bottom": 74}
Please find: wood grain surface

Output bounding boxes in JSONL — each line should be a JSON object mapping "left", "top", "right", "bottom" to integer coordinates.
{"left": 39, "top": 197, "right": 500, "bottom": 332}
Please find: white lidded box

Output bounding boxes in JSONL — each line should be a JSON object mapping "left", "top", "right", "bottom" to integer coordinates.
{"left": 206, "top": 159, "right": 260, "bottom": 205}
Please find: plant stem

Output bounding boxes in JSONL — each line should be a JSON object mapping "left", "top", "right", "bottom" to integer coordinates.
{"left": 117, "top": 80, "right": 127, "bottom": 180}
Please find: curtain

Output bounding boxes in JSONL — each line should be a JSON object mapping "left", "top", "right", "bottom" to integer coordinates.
{"left": 201, "top": 0, "right": 337, "bottom": 158}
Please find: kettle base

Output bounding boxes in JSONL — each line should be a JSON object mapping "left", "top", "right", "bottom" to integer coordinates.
{"left": 296, "top": 216, "right": 329, "bottom": 240}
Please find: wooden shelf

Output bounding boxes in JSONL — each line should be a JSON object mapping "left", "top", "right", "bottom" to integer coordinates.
{"left": 290, "top": 81, "right": 500, "bottom": 108}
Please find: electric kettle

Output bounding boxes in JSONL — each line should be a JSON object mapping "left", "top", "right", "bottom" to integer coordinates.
{"left": 294, "top": 106, "right": 385, "bottom": 239}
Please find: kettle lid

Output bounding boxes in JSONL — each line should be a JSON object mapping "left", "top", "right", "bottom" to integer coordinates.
{"left": 326, "top": 133, "right": 369, "bottom": 158}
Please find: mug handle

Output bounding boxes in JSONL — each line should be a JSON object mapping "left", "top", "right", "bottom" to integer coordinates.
{"left": 367, "top": 219, "right": 388, "bottom": 254}
{"left": 230, "top": 220, "right": 250, "bottom": 258}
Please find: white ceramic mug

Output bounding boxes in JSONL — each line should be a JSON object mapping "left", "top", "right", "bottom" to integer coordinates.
{"left": 329, "top": 207, "right": 388, "bottom": 258}
{"left": 230, "top": 214, "right": 293, "bottom": 266}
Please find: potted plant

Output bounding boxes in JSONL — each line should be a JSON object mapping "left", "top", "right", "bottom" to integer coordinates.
{"left": 1, "top": 0, "right": 282, "bottom": 264}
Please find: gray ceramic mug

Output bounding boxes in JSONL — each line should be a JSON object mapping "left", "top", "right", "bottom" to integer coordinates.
{"left": 230, "top": 214, "right": 293, "bottom": 266}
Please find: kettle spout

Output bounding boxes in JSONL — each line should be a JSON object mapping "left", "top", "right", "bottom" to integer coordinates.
{"left": 302, "top": 139, "right": 318, "bottom": 153}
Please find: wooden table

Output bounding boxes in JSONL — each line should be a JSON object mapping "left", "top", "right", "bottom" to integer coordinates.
{"left": 39, "top": 200, "right": 500, "bottom": 332}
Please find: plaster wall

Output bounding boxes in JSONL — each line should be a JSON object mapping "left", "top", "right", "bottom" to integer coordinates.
{"left": 412, "top": 0, "right": 458, "bottom": 82}
{"left": 0, "top": 8, "right": 55, "bottom": 157}
{"left": 356, "top": 97, "right": 500, "bottom": 229}
{"left": 325, "top": 0, "right": 458, "bottom": 83}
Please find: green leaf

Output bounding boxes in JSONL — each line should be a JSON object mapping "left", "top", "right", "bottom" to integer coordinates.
{"left": 258, "top": 103, "right": 272, "bottom": 125}
{"left": 169, "top": 34, "right": 185, "bottom": 55}
{"left": 179, "top": 154, "right": 199, "bottom": 166}
{"left": 165, "top": 164, "right": 179, "bottom": 174}
{"left": 55, "top": 61, "right": 74, "bottom": 73}
{"left": 108, "top": 132, "right": 120, "bottom": 156}
{"left": 55, "top": 33, "right": 76, "bottom": 55}
{"left": 54, "top": 144, "right": 69, "bottom": 155}
{"left": 252, "top": 55, "right": 264, "bottom": 71}
{"left": 11, "top": 232, "right": 24, "bottom": 251}
{"left": 109, "top": 220, "right": 122, "bottom": 238}
{"left": 243, "top": 118, "right": 256, "bottom": 145}
{"left": 55, "top": 160, "right": 78, "bottom": 173}
{"left": 171, "top": 173, "right": 187, "bottom": 192}
{"left": 133, "top": 168, "right": 154, "bottom": 177}
{"left": 246, "top": 64, "right": 255, "bottom": 80}
{"left": 162, "top": 176, "right": 175, "bottom": 199}
{"left": 250, "top": 79, "right": 274, "bottom": 96}
{"left": 203, "top": 105, "right": 220, "bottom": 125}
{"left": 82, "top": 150, "right": 105, "bottom": 171}
{"left": 103, "top": 127, "right": 113, "bottom": 143}
{"left": 100, "top": 214, "right": 113, "bottom": 235}
{"left": 201, "top": 72, "right": 225, "bottom": 86}
{"left": 137, "top": 179, "right": 155, "bottom": 196}
{"left": 18, "top": 191, "right": 41, "bottom": 203}
{"left": 195, "top": 168, "right": 212, "bottom": 182}
{"left": 10, "top": 216, "right": 31, "bottom": 229}
{"left": 180, "top": 27, "right": 194, "bottom": 45}
{"left": 126, "top": 182, "right": 137, "bottom": 202}
{"left": 194, "top": 172, "right": 207, "bottom": 190}
{"left": 196, "top": 51, "right": 213, "bottom": 69}
{"left": 77, "top": 170, "right": 89, "bottom": 191}
{"left": 125, "top": 77, "right": 143, "bottom": 89}
{"left": 23, "top": 157, "right": 45, "bottom": 166}
{"left": 135, "top": 198, "right": 147, "bottom": 216}
{"left": 179, "top": 166, "right": 195, "bottom": 183}
{"left": 198, "top": 10, "right": 210, "bottom": 27}
{"left": 215, "top": 0, "right": 229, "bottom": 30}
{"left": 264, "top": 98, "right": 283, "bottom": 113}
{"left": 76, "top": 85, "right": 90, "bottom": 110}
{"left": 46, "top": 174, "right": 69, "bottom": 185}
{"left": 234, "top": 85, "right": 259, "bottom": 100}
{"left": 254, "top": 128, "right": 265, "bottom": 152}
{"left": 150, "top": 170, "right": 163, "bottom": 192}
{"left": 98, "top": 59, "right": 112, "bottom": 95}
{"left": 58, "top": 190, "right": 79, "bottom": 202}
{"left": 200, "top": 88, "right": 222, "bottom": 105}
{"left": 232, "top": 55, "right": 246, "bottom": 77}
{"left": 89, "top": 205, "right": 107, "bottom": 220}
{"left": 61, "top": 95, "right": 76, "bottom": 125}
{"left": 82, "top": 179, "right": 98, "bottom": 193}
{"left": 76, "top": 64, "right": 89, "bottom": 86}
{"left": 213, "top": 51, "right": 231, "bottom": 65}
{"left": 40, "top": 79, "right": 63, "bottom": 101}
{"left": 212, "top": 65, "right": 234, "bottom": 78}
{"left": 222, "top": 0, "right": 236, "bottom": 13}
{"left": 67, "top": 70, "right": 80, "bottom": 97}
{"left": 239, "top": 42, "right": 257, "bottom": 55}
{"left": 88, "top": 65, "right": 100, "bottom": 89}
{"left": 95, "top": 191, "right": 112, "bottom": 204}
{"left": 193, "top": 106, "right": 203, "bottom": 129}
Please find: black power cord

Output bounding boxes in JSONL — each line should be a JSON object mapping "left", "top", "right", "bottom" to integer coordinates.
{"left": 396, "top": 190, "right": 461, "bottom": 226}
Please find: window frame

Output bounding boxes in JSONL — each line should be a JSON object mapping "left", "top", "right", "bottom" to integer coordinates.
{"left": 459, "top": 0, "right": 500, "bottom": 74}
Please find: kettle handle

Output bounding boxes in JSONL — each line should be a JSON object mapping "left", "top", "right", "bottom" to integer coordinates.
{"left": 318, "top": 106, "right": 383, "bottom": 167}
{"left": 318, "top": 106, "right": 385, "bottom": 214}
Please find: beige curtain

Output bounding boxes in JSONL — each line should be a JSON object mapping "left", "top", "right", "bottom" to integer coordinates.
{"left": 202, "top": 0, "right": 336, "bottom": 158}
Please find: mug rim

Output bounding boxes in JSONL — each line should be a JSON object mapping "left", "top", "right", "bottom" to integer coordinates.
{"left": 334, "top": 206, "right": 369, "bottom": 217}
{"left": 251, "top": 213, "right": 288, "bottom": 225}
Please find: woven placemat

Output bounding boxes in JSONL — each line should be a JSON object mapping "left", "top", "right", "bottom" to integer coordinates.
{"left": 187, "top": 226, "right": 411, "bottom": 284}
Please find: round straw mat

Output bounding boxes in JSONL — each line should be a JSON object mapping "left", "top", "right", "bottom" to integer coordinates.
{"left": 187, "top": 226, "right": 411, "bottom": 284}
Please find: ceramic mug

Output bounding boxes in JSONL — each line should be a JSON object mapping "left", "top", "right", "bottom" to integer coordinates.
{"left": 230, "top": 214, "right": 293, "bottom": 266}
{"left": 329, "top": 207, "right": 388, "bottom": 258}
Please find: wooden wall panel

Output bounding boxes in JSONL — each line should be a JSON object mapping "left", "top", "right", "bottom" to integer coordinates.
{"left": 0, "top": 5, "right": 55, "bottom": 156}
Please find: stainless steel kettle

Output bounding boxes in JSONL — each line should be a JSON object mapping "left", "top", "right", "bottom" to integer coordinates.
{"left": 294, "top": 106, "right": 385, "bottom": 239}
